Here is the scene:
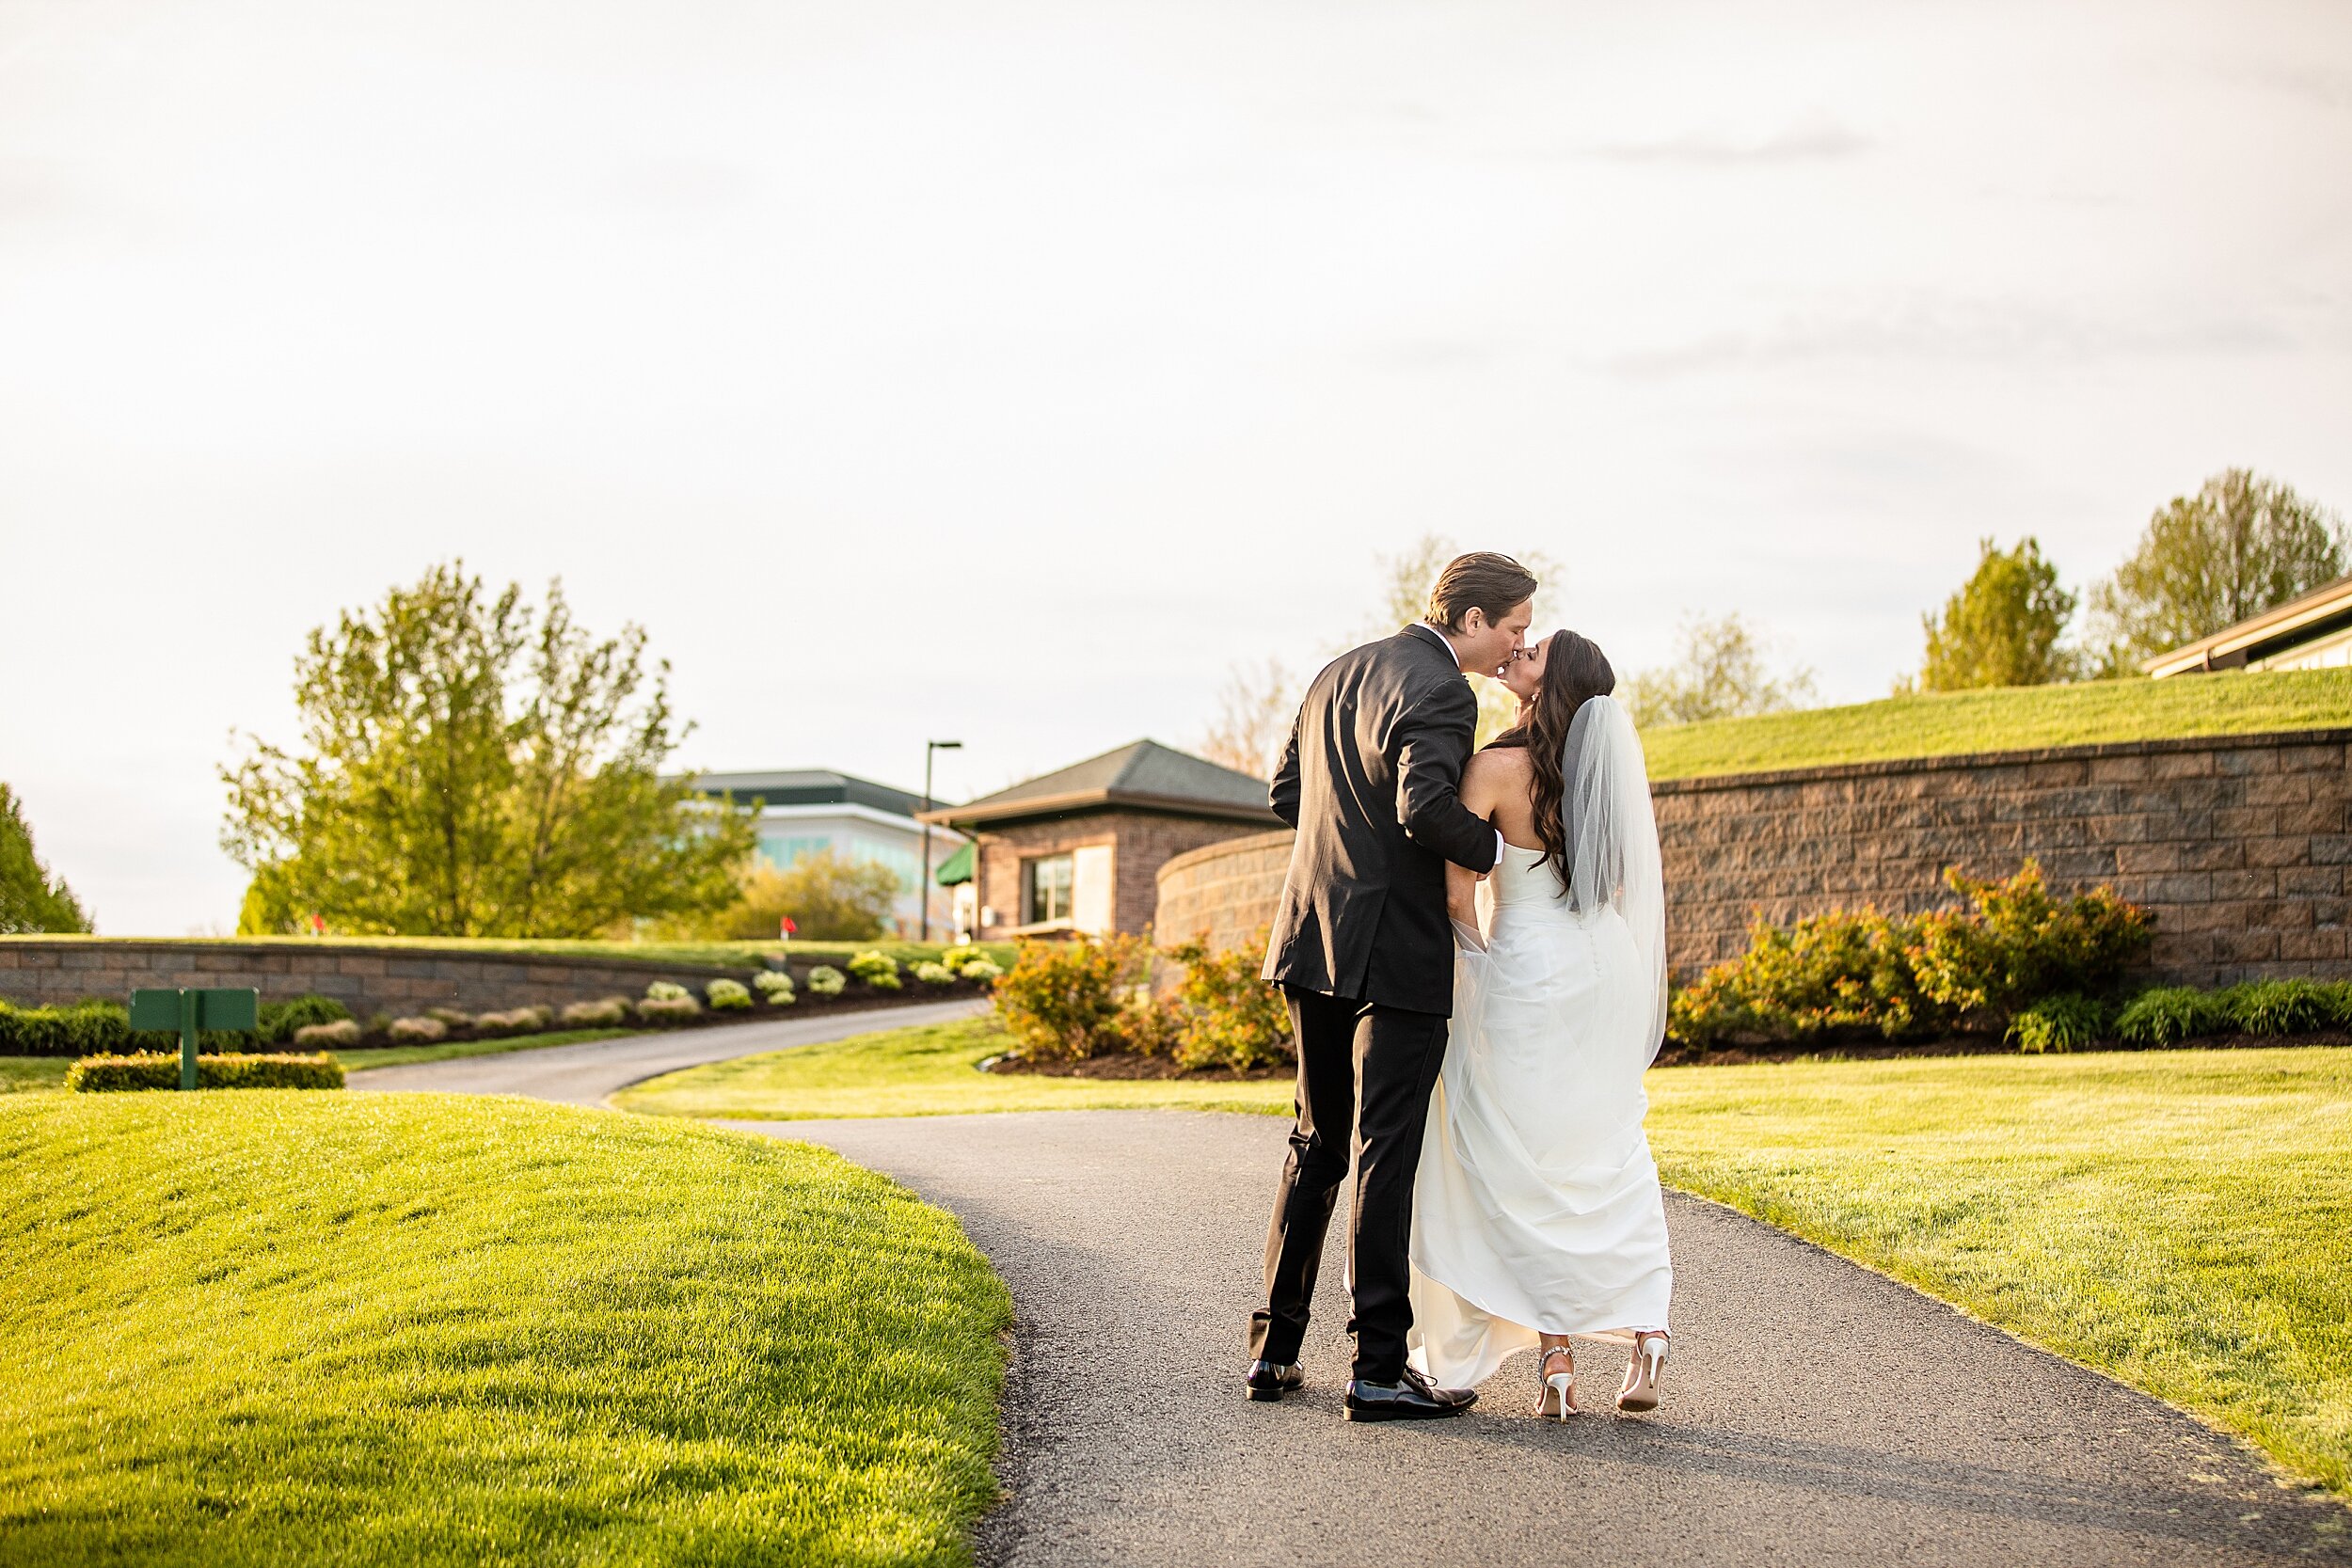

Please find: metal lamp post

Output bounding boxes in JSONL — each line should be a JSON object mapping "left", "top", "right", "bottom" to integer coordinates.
{"left": 920, "top": 739, "right": 961, "bottom": 942}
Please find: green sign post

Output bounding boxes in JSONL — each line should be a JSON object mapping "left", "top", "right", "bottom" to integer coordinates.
{"left": 129, "top": 988, "right": 259, "bottom": 1091}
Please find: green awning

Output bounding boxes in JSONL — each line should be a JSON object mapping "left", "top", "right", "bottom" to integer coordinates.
{"left": 935, "top": 840, "right": 975, "bottom": 886}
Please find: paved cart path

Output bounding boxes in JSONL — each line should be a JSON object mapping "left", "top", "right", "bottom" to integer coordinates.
{"left": 736, "top": 1110, "right": 2352, "bottom": 1568}
{"left": 344, "top": 997, "right": 986, "bottom": 1104}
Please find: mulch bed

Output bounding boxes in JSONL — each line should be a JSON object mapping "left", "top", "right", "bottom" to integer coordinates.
{"left": 984, "top": 1028, "right": 2352, "bottom": 1079}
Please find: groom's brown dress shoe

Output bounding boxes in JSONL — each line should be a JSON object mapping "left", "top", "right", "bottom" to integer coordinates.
{"left": 1244, "top": 1359, "right": 1305, "bottom": 1402}
{"left": 1343, "top": 1366, "right": 1475, "bottom": 1422}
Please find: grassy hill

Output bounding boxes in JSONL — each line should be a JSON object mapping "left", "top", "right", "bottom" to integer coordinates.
{"left": 1642, "top": 668, "right": 2352, "bottom": 782}
{"left": 0, "top": 1093, "right": 1009, "bottom": 1566}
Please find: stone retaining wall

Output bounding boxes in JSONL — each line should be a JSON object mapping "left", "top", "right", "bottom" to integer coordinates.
{"left": 0, "top": 941, "right": 785, "bottom": 1018}
{"left": 1152, "top": 728, "right": 2352, "bottom": 989}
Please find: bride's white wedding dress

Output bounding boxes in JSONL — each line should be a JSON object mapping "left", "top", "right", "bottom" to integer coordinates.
{"left": 1406, "top": 694, "right": 1674, "bottom": 1391}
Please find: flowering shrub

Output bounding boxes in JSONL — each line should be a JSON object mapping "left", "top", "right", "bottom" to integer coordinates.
{"left": 992, "top": 937, "right": 1152, "bottom": 1061}
{"left": 388, "top": 1016, "right": 448, "bottom": 1044}
{"left": 941, "top": 945, "right": 982, "bottom": 970}
{"left": 959, "top": 958, "right": 1003, "bottom": 982}
{"left": 848, "top": 951, "right": 902, "bottom": 990}
{"left": 753, "top": 969, "right": 796, "bottom": 1006}
{"left": 707, "top": 978, "right": 753, "bottom": 1011}
{"left": 1162, "top": 936, "right": 1294, "bottom": 1071}
{"left": 560, "top": 998, "right": 631, "bottom": 1026}
{"left": 637, "top": 995, "right": 702, "bottom": 1023}
{"left": 1668, "top": 861, "right": 2153, "bottom": 1050}
{"left": 644, "top": 980, "right": 691, "bottom": 1002}
{"left": 293, "top": 1019, "right": 363, "bottom": 1048}
{"left": 914, "top": 961, "right": 957, "bottom": 985}
{"left": 806, "top": 966, "right": 847, "bottom": 997}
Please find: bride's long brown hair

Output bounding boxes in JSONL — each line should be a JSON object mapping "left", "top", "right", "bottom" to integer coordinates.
{"left": 1484, "top": 630, "right": 1617, "bottom": 891}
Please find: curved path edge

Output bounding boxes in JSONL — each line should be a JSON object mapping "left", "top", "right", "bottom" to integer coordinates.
{"left": 756, "top": 1110, "right": 2351, "bottom": 1568}
{"left": 344, "top": 997, "right": 987, "bottom": 1105}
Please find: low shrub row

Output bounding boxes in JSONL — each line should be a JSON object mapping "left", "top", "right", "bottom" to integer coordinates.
{"left": 2010, "top": 979, "right": 2352, "bottom": 1053}
{"left": 5, "top": 950, "right": 1008, "bottom": 1058}
{"left": 1668, "top": 862, "right": 2155, "bottom": 1050}
{"left": 0, "top": 995, "right": 357, "bottom": 1057}
{"left": 991, "top": 934, "right": 1294, "bottom": 1073}
{"left": 65, "top": 1052, "right": 345, "bottom": 1092}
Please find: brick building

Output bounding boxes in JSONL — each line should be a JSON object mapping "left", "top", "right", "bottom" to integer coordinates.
{"left": 924, "top": 740, "right": 1279, "bottom": 941}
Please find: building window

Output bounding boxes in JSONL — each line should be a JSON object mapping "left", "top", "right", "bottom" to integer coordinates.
{"left": 758, "top": 833, "right": 832, "bottom": 868}
{"left": 1025, "top": 853, "right": 1074, "bottom": 925}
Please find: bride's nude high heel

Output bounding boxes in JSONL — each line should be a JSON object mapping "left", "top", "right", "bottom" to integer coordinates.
{"left": 1533, "top": 1344, "right": 1579, "bottom": 1421}
{"left": 1615, "top": 1331, "right": 1669, "bottom": 1414}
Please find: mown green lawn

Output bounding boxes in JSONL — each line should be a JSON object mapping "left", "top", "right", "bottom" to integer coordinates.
{"left": 624, "top": 1019, "right": 2352, "bottom": 1499}
{"left": 0, "top": 1092, "right": 1010, "bottom": 1566}
{"left": 1644, "top": 1047, "right": 2352, "bottom": 1500}
{"left": 0, "top": 1056, "right": 68, "bottom": 1092}
{"left": 1642, "top": 666, "right": 2352, "bottom": 780}
{"left": 614, "top": 1018, "right": 1293, "bottom": 1120}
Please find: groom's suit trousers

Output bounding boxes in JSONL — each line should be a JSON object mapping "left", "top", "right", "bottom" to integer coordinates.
{"left": 1249, "top": 987, "right": 1449, "bottom": 1384}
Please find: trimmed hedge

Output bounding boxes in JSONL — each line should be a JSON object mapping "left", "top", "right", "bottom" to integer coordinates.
{"left": 0, "top": 993, "right": 355, "bottom": 1057}
{"left": 65, "top": 1052, "right": 345, "bottom": 1092}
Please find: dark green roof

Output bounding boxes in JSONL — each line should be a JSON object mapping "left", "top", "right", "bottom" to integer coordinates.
{"left": 935, "top": 840, "right": 975, "bottom": 886}
{"left": 926, "top": 739, "right": 1277, "bottom": 830}
{"left": 681, "top": 768, "right": 946, "bottom": 818}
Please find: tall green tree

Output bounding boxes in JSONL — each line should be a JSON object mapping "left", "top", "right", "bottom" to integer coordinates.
{"left": 222, "top": 563, "right": 753, "bottom": 938}
{"left": 1622, "top": 612, "right": 1818, "bottom": 727}
{"left": 2086, "top": 469, "right": 2346, "bottom": 674}
{"left": 0, "top": 784, "right": 91, "bottom": 933}
{"left": 1914, "top": 537, "right": 2079, "bottom": 691}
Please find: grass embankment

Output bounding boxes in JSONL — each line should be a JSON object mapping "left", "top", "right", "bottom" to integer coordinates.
{"left": 0, "top": 1093, "right": 1009, "bottom": 1565}
{"left": 1642, "top": 666, "right": 2352, "bottom": 781}
{"left": 615, "top": 1018, "right": 1292, "bottom": 1120}
{"left": 627, "top": 1018, "right": 2352, "bottom": 1498}
{"left": 0, "top": 934, "right": 1016, "bottom": 970}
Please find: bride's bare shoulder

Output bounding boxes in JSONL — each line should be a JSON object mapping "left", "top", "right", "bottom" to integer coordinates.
{"left": 1463, "top": 744, "right": 1529, "bottom": 803}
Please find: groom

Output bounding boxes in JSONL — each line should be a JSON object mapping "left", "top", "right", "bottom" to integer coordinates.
{"left": 1246, "top": 551, "right": 1536, "bottom": 1421}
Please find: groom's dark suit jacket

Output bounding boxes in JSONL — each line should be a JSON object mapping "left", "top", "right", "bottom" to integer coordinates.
{"left": 1261, "top": 626, "right": 1499, "bottom": 1016}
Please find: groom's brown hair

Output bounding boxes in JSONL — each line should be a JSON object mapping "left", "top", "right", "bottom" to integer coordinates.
{"left": 1425, "top": 552, "right": 1537, "bottom": 632}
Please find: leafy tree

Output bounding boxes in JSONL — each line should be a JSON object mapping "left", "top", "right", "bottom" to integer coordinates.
{"left": 222, "top": 562, "right": 752, "bottom": 938}
{"left": 1195, "top": 657, "right": 1298, "bottom": 779}
{"left": 2086, "top": 469, "right": 2346, "bottom": 674}
{"left": 1914, "top": 537, "right": 2080, "bottom": 691}
{"left": 1622, "top": 613, "right": 1818, "bottom": 728}
{"left": 674, "top": 850, "right": 904, "bottom": 942}
{"left": 0, "top": 784, "right": 91, "bottom": 933}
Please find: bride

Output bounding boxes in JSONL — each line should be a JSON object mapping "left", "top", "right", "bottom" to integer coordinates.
{"left": 1406, "top": 629, "right": 1676, "bottom": 1419}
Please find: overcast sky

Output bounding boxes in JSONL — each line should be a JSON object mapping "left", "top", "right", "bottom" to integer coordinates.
{"left": 4, "top": 0, "right": 2349, "bottom": 934}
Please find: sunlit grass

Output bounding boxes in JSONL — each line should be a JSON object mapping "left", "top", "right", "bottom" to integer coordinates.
{"left": 1642, "top": 667, "right": 2352, "bottom": 780}
{"left": 613, "top": 1018, "right": 1294, "bottom": 1120}
{"left": 627, "top": 1019, "right": 2352, "bottom": 1498}
{"left": 0, "top": 1092, "right": 1010, "bottom": 1566}
{"left": 1643, "top": 1047, "right": 2352, "bottom": 1498}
